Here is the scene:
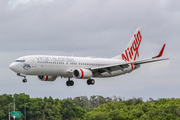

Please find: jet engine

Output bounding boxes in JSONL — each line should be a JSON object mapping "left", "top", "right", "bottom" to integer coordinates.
{"left": 73, "top": 68, "right": 92, "bottom": 79}
{"left": 38, "top": 75, "right": 57, "bottom": 81}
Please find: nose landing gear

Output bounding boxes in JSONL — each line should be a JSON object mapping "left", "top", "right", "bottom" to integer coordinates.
{"left": 17, "top": 73, "right": 27, "bottom": 83}
{"left": 23, "top": 78, "right": 27, "bottom": 83}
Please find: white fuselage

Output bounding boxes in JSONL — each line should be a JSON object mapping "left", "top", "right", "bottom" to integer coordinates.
{"left": 9, "top": 27, "right": 168, "bottom": 86}
{"left": 9, "top": 55, "right": 139, "bottom": 79}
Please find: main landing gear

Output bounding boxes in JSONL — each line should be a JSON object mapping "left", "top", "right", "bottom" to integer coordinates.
{"left": 66, "top": 78, "right": 95, "bottom": 86}
{"left": 87, "top": 79, "right": 95, "bottom": 85}
{"left": 66, "top": 78, "right": 74, "bottom": 86}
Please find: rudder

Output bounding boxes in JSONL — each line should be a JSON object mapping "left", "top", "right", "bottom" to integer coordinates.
{"left": 112, "top": 27, "right": 143, "bottom": 61}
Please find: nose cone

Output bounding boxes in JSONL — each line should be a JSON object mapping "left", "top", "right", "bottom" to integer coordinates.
{"left": 9, "top": 62, "right": 19, "bottom": 73}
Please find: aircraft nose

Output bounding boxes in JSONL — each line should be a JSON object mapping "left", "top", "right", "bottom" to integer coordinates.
{"left": 9, "top": 62, "right": 19, "bottom": 72}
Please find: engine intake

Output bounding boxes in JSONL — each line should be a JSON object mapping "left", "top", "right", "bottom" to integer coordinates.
{"left": 38, "top": 75, "right": 57, "bottom": 81}
{"left": 73, "top": 68, "right": 92, "bottom": 79}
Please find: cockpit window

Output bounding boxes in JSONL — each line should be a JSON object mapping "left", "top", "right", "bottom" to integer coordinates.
{"left": 16, "top": 60, "right": 25, "bottom": 62}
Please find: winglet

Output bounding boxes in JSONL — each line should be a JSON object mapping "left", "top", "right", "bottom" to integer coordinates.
{"left": 152, "top": 44, "right": 166, "bottom": 59}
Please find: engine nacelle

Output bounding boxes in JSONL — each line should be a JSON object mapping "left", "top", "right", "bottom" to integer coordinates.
{"left": 73, "top": 68, "right": 92, "bottom": 79}
{"left": 38, "top": 75, "right": 57, "bottom": 81}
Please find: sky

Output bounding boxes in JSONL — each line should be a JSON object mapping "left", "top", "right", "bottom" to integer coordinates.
{"left": 0, "top": 0, "right": 179, "bottom": 101}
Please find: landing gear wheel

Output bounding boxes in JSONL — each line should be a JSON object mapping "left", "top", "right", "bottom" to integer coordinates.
{"left": 66, "top": 81, "right": 70, "bottom": 86}
{"left": 70, "top": 80, "right": 74, "bottom": 86}
{"left": 91, "top": 79, "right": 95, "bottom": 85}
{"left": 87, "top": 79, "right": 95, "bottom": 85}
{"left": 66, "top": 79, "right": 74, "bottom": 86}
{"left": 87, "top": 79, "right": 91, "bottom": 85}
{"left": 23, "top": 79, "right": 27, "bottom": 83}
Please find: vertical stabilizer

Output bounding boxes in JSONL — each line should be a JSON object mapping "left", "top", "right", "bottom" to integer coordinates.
{"left": 112, "top": 27, "right": 143, "bottom": 61}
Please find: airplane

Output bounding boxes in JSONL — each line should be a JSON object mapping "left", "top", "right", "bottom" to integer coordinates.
{"left": 9, "top": 27, "right": 168, "bottom": 86}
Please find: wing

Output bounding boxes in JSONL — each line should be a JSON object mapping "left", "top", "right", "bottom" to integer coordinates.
{"left": 90, "top": 44, "right": 169, "bottom": 76}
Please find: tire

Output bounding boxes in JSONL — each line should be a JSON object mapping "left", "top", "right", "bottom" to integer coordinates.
{"left": 70, "top": 80, "right": 74, "bottom": 86}
{"left": 23, "top": 79, "right": 27, "bottom": 83}
{"left": 91, "top": 79, "right": 95, "bottom": 85}
{"left": 66, "top": 81, "right": 70, "bottom": 86}
{"left": 87, "top": 79, "right": 91, "bottom": 85}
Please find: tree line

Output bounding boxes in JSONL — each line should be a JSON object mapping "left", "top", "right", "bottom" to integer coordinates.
{"left": 0, "top": 93, "right": 180, "bottom": 120}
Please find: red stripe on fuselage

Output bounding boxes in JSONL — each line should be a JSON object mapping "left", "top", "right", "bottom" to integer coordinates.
{"left": 79, "top": 68, "right": 84, "bottom": 78}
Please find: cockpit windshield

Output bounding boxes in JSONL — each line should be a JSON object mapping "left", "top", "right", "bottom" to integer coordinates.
{"left": 16, "top": 60, "right": 25, "bottom": 62}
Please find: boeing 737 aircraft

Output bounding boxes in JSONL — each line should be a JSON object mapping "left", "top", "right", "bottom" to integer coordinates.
{"left": 9, "top": 27, "right": 168, "bottom": 86}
